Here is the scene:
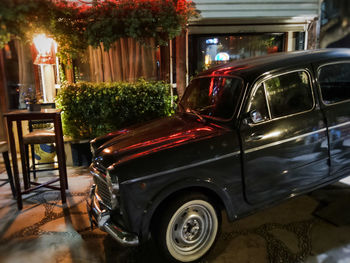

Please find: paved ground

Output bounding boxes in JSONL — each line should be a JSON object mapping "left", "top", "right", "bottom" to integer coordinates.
{"left": 1, "top": 164, "right": 350, "bottom": 263}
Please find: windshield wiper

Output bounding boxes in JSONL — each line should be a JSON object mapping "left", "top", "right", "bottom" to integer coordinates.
{"left": 187, "top": 109, "right": 206, "bottom": 123}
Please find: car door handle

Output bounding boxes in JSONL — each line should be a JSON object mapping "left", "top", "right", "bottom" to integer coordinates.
{"left": 250, "top": 133, "right": 264, "bottom": 141}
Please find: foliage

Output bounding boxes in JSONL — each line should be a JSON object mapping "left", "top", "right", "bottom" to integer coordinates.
{"left": 0, "top": 0, "right": 87, "bottom": 62}
{"left": 0, "top": 0, "right": 197, "bottom": 62}
{"left": 55, "top": 79, "right": 175, "bottom": 140}
{"left": 84, "top": 0, "right": 196, "bottom": 49}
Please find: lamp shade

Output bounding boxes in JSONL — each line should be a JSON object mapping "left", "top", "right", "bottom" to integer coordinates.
{"left": 33, "top": 34, "right": 56, "bottom": 65}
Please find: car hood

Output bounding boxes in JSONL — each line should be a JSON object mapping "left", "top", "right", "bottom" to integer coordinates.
{"left": 92, "top": 114, "right": 228, "bottom": 171}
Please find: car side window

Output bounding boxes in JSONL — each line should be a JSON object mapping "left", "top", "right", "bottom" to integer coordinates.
{"left": 318, "top": 63, "right": 350, "bottom": 104}
{"left": 264, "top": 71, "right": 313, "bottom": 118}
{"left": 247, "top": 84, "right": 269, "bottom": 122}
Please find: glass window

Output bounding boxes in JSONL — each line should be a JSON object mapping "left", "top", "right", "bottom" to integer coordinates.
{"left": 265, "top": 71, "right": 313, "bottom": 118}
{"left": 318, "top": 63, "right": 350, "bottom": 104}
{"left": 180, "top": 77, "right": 243, "bottom": 119}
{"left": 247, "top": 84, "right": 269, "bottom": 121}
{"left": 2, "top": 40, "right": 36, "bottom": 109}
{"left": 189, "top": 33, "right": 285, "bottom": 76}
{"left": 294, "top": 32, "right": 305, "bottom": 51}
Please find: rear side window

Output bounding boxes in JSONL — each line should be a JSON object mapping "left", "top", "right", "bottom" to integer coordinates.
{"left": 318, "top": 63, "right": 350, "bottom": 104}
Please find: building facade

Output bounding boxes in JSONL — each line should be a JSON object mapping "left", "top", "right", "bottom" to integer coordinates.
{"left": 0, "top": 0, "right": 322, "bottom": 115}
{"left": 174, "top": 0, "right": 321, "bottom": 96}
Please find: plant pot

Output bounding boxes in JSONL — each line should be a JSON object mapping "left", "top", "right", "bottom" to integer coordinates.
{"left": 27, "top": 103, "right": 41, "bottom": 111}
{"left": 70, "top": 140, "right": 92, "bottom": 167}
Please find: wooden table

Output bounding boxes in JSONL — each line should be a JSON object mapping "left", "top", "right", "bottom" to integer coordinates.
{"left": 4, "top": 109, "right": 68, "bottom": 210}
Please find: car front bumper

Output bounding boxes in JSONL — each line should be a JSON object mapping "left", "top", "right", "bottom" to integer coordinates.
{"left": 86, "top": 184, "right": 139, "bottom": 246}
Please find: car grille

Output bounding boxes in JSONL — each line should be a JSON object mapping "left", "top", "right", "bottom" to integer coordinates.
{"left": 93, "top": 173, "right": 112, "bottom": 209}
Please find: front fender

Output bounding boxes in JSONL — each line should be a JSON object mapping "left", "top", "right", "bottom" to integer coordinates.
{"left": 119, "top": 149, "right": 242, "bottom": 242}
{"left": 139, "top": 177, "right": 236, "bottom": 242}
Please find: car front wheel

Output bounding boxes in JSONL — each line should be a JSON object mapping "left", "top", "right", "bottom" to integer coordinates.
{"left": 155, "top": 193, "right": 221, "bottom": 262}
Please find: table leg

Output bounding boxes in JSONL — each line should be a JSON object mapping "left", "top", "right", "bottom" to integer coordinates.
{"left": 16, "top": 121, "right": 29, "bottom": 190}
{"left": 56, "top": 116, "right": 68, "bottom": 189}
{"left": 7, "top": 120, "right": 23, "bottom": 210}
{"left": 54, "top": 115, "right": 67, "bottom": 204}
{"left": 3, "top": 151, "right": 16, "bottom": 198}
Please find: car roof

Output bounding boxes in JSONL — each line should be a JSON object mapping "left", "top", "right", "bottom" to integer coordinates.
{"left": 196, "top": 49, "right": 350, "bottom": 82}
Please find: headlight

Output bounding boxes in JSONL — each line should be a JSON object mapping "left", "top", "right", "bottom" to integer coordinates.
{"left": 106, "top": 169, "right": 120, "bottom": 209}
{"left": 106, "top": 170, "right": 119, "bottom": 193}
{"left": 90, "top": 143, "right": 95, "bottom": 156}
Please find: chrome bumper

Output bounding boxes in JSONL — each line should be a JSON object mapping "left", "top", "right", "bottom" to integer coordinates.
{"left": 86, "top": 184, "right": 139, "bottom": 246}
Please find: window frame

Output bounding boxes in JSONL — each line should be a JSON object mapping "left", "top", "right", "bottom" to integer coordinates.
{"left": 317, "top": 60, "right": 350, "bottom": 106}
{"left": 246, "top": 69, "right": 315, "bottom": 125}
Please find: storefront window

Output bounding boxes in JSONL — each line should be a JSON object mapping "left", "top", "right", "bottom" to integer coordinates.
{"left": 189, "top": 33, "right": 285, "bottom": 77}
{"left": 2, "top": 38, "right": 60, "bottom": 110}
{"left": 294, "top": 32, "right": 305, "bottom": 51}
{"left": 2, "top": 40, "right": 36, "bottom": 109}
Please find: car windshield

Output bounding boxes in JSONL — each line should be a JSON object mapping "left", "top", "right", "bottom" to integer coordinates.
{"left": 179, "top": 77, "right": 243, "bottom": 120}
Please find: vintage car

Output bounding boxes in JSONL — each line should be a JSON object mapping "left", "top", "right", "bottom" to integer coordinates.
{"left": 87, "top": 49, "right": 350, "bottom": 262}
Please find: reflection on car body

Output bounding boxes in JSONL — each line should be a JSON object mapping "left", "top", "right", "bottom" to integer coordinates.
{"left": 87, "top": 49, "right": 350, "bottom": 263}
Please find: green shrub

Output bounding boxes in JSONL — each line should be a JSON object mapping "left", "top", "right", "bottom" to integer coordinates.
{"left": 55, "top": 79, "right": 175, "bottom": 140}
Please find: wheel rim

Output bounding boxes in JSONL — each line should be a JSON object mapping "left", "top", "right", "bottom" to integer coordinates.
{"left": 166, "top": 200, "right": 218, "bottom": 262}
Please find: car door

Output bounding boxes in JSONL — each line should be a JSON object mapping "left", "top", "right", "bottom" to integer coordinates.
{"left": 240, "top": 69, "right": 330, "bottom": 204}
{"left": 317, "top": 61, "right": 350, "bottom": 176}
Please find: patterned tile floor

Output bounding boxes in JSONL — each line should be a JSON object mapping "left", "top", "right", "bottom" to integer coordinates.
{"left": 1, "top": 163, "right": 350, "bottom": 263}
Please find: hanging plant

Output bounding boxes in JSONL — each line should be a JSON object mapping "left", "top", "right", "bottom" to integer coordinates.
{"left": 0, "top": 0, "right": 87, "bottom": 62}
{"left": 84, "top": 0, "right": 197, "bottom": 49}
{"left": 0, "top": 0, "right": 197, "bottom": 62}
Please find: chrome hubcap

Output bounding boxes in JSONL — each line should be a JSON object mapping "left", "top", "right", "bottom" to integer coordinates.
{"left": 182, "top": 218, "right": 200, "bottom": 241}
{"left": 166, "top": 200, "right": 218, "bottom": 261}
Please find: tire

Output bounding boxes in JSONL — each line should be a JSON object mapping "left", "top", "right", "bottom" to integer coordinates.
{"left": 154, "top": 192, "right": 221, "bottom": 262}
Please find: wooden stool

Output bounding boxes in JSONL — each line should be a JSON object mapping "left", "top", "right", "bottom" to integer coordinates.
{"left": 25, "top": 103, "right": 58, "bottom": 180}
{"left": 0, "top": 141, "right": 16, "bottom": 198}
{"left": 24, "top": 129, "right": 58, "bottom": 181}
